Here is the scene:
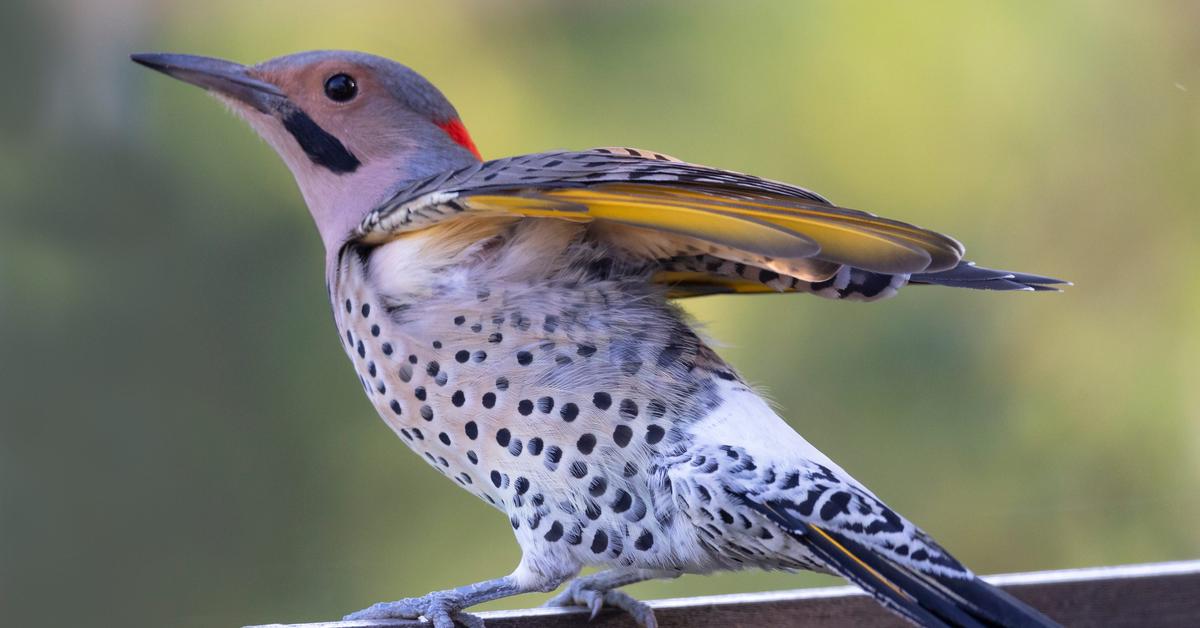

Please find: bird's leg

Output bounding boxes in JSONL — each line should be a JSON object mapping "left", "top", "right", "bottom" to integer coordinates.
{"left": 345, "top": 570, "right": 569, "bottom": 628}
{"left": 544, "top": 568, "right": 681, "bottom": 628}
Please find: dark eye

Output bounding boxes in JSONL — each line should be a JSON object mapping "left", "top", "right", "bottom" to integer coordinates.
{"left": 323, "top": 73, "right": 357, "bottom": 102}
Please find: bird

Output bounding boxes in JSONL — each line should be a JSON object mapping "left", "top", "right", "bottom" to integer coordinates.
{"left": 132, "top": 50, "right": 1067, "bottom": 628}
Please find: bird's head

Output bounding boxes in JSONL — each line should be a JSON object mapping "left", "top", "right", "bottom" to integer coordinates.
{"left": 132, "top": 51, "right": 482, "bottom": 253}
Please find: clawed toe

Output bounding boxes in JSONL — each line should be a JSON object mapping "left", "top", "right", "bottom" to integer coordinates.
{"left": 344, "top": 592, "right": 483, "bottom": 628}
{"left": 600, "top": 590, "right": 658, "bottom": 628}
{"left": 343, "top": 598, "right": 422, "bottom": 621}
{"left": 544, "top": 582, "right": 657, "bottom": 628}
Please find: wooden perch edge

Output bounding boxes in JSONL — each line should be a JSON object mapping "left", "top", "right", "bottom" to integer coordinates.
{"left": 247, "top": 559, "right": 1200, "bottom": 628}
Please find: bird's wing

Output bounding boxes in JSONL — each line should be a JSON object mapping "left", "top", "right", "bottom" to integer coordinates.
{"left": 355, "top": 148, "right": 966, "bottom": 281}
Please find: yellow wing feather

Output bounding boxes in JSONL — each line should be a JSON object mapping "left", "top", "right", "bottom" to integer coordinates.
{"left": 458, "top": 184, "right": 961, "bottom": 275}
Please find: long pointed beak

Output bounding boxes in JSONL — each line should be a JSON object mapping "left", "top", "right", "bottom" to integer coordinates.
{"left": 131, "top": 52, "right": 286, "bottom": 113}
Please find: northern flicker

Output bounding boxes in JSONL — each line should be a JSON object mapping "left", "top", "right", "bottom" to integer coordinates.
{"left": 132, "top": 51, "right": 1066, "bottom": 628}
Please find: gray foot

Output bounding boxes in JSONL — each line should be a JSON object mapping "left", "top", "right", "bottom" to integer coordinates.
{"left": 344, "top": 590, "right": 484, "bottom": 628}
{"left": 544, "top": 579, "right": 658, "bottom": 628}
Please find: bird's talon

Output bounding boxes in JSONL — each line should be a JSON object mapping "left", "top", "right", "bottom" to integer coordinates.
{"left": 343, "top": 592, "right": 480, "bottom": 628}
{"left": 545, "top": 581, "right": 656, "bottom": 627}
{"left": 588, "top": 592, "right": 603, "bottom": 620}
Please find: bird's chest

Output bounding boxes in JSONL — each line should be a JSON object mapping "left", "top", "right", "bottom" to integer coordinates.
{"left": 331, "top": 257, "right": 508, "bottom": 508}
{"left": 330, "top": 245, "right": 740, "bottom": 566}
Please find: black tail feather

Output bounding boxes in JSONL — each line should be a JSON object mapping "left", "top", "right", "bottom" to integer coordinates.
{"left": 910, "top": 261, "right": 1069, "bottom": 292}
{"left": 746, "top": 496, "right": 1060, "bottom": 628}
{"left": 816, "top": 526, "right": 1058, "bottom": 627}
{"left": 799, "top": 523, "right": 961, "bottom": 628}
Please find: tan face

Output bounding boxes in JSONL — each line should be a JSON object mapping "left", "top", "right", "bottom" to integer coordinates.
{"left": 251, "top": 58, "right": 421, "bottom": 165}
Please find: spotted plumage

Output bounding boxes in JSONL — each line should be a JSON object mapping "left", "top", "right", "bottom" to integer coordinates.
{"left": 137, "top": 50, "right": 1066, "bottom": 628}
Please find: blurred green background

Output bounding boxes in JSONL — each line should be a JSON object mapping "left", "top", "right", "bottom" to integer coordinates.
{"left": 2, "top": 1, "right": 1198, "bottom": 626}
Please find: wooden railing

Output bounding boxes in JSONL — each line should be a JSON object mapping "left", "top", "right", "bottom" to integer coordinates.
{"left": 248, "top": 559, "right": 1200, "bottom": 627}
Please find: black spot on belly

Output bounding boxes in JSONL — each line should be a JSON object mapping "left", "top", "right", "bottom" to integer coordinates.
{"left": 482, "top": 392, "right": 497, "bottom": 408}
{"left": 465, "top": 421, "right": 478, "bottom": 439}
{"left": 544, "top": 521, "right": 564, "bottom": 542}
{"left": 645, "top": 424, "right": 665, "bottom": 444}
{"left": 527, "top": 437, "right": 543, "bottom": 455}
{"left": 569, "top": 460, "right": 588, "bottom": 479}
{"left": 590, "top": 530, "right": 608, "bottom": 553}
{"left": 613, "top": 425, "right": 632, "bottom": 447}
{"left": 560, "top": 403, "right": 579, "bottom": 422}
{"left": 634, "top": 530, "right": 654, "bottom": 551}
{"left": 611, "top": 490, "right": 632, "bottom": 513}
{"left": 576, "top": 433, "right": 596, "bottom": 455}
{"left": 496, "top": 428, "right": 511, "bottom": 447}
{"left": 593, "top": 392, "right": 612, "bottom": 410}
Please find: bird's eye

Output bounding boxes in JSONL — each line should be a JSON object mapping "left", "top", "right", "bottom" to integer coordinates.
{"left": 323, "top": 74, "right": 357, "bottom": 102}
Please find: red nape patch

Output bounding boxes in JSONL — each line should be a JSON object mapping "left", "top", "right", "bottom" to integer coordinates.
{"left": 437, "top": 118, "right": 482, "bottom": 160}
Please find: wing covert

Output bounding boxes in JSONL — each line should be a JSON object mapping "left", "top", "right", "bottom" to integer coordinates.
{"left": 355, "top": 148, "right": 965, "bottom": 278}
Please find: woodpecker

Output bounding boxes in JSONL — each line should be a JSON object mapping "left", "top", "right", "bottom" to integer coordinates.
{"left": 133, "top": 51, "right": 1066, "bottom": 628}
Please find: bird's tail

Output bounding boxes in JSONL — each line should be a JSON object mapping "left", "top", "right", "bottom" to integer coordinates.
{"left": 745, "top": 498, "right": 1059, "bottom": 627}
{"left": 908, "top": 261, "right": 1069, "bottom": 292}
{"left": 800, "top": 523, "right": 1056, "bottom": 627}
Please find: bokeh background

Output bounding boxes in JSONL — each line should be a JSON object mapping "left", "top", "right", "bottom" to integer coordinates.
{"left": 2, "top": 1, "right": 1198, "bottom": 626}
